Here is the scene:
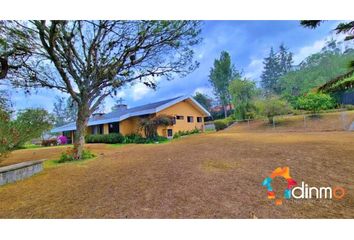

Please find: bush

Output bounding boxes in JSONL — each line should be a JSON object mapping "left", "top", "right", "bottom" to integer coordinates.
{"left": 57, "top": 135, "right": 68, "bottom": 145}
{"left": 256, "top": 96, "right": 292, "bottom": 123}
{"left": 173, "top": 128, "right": 201, "bottom": 138}
{"left": 123, "top": 133, "right": 144, "bottom": 144}
{"left": 58, "top": 148, "right": 95, "bottom": 163}
{"left": 85, "top": 133, "right": 124, "bottom": 144}
{"left": 42, "top": 139, "right": 58, "bottom": 147}
{"left": 214, "top": 120, "right": 228, "bottom": 131}
{"left": 296, "top": 92, "right": 335, "bottom": 114}
{"left": 213, "top": 117, "right": 235, "bottom": 131}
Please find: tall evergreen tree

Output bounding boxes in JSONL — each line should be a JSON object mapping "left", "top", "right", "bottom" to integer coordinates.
{"left": 209, "top": 51, "right": 241, "bottom": 118}
{"left": 261, "top": 45, "right": 293, "bottom": 95}
{"left": 261, "top": 47, "right": 281, "bottom": 95}
{"left": 278, "top": 44, "right": 293, "bottom": 75}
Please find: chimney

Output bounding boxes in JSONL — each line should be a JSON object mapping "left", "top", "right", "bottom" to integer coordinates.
{"left": 112, "top": 104, "right": 128, "bottom": 112}
{"left": 92, "top": 112, "right": 105, "bottom": 120}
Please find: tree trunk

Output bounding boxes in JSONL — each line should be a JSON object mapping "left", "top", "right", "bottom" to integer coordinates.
{"left": 74, "top": 104, "right": 90, "bottom": 160}
{"left": 223, "top": 105, "right": 228, "bottom": 118}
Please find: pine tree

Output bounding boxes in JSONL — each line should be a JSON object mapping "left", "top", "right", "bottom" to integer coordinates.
{"left": 261, "top": 47, "right": 281, "bottom": 95}
{"left": 261, "top": 45, "right": 293, "bottom": 95}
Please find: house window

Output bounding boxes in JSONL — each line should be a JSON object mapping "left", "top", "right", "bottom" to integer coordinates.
{"left": 176, "top": 115, "right": 184, "bottom": 120}
{"left": 109, "top": 122, "right": 119, "bottom": 133}
{"left": 187, "top": 116, "right": 194, "bottom": 123}
{"left": 197, "top": 117, "right": 203, "bottom": 123}
{"left": 167, "top": 129, "right": 173, "bottom": 138}
{"left": 92, "top": 124, "right": 103, "bottom": 134}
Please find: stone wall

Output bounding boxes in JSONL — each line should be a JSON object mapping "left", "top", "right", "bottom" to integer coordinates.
{"left": 0, "top": 160, "right": 44, "bottom": 186}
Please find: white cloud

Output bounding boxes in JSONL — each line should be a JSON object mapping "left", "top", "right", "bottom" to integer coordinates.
{"left": 132, "top": 83, "right": 153, "bottom": 101}
{"left": 293, "top": 39, "right": 326, "bottom": 64}
{"left": 293, "top": 33, "right": 347, "bottom": 64}
{"left": 244, "top": 58, "right": 263, "bottom": 81}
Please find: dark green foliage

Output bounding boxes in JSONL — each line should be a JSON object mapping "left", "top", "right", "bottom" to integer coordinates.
{"left": 85, "top": 133, "right": 125, "bottom": 144}
{"left": 0, "top": 108, "right": 53, "bottom": 159}
{"left": 13, "top": 109, "right": 55, "bottom": 148}
{"left": 261, "top": 45, "right": 293, "bottom": 95}
{"left": 123, "top": 133, "right": 145, "bottom": 144}
{"left": 296, "top": 92, "right": 335, "bottom": 114}
{"left": 193, "top": 92, "right": 212, "bottom": 111}
{"left": 229, "top": 78, "right": 257, "bottom": 120}
{"left": 280, "top": 41, "right": 354, "bottom": 105}
{"left": 209, "top": 51, "right": 241, "bottom": 117}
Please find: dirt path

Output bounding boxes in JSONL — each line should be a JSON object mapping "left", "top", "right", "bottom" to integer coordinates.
{"left": 0, "top": 129, "right": 353, "bottom": 218}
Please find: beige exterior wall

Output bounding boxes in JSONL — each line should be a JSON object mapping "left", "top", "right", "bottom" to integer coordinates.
{"left": 156, "top": 100, "right": 206, "bottom": 137}
{"left": 103, "top": 124, "right": 109, "bottom": 134}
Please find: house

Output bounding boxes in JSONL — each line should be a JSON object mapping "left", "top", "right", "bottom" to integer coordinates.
{"left": 51, "top": 95, "right": 211, "bottom": 141}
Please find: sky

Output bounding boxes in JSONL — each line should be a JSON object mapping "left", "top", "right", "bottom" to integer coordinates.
{"left": 5, "top": 20, "right": 342, "bottom": 112}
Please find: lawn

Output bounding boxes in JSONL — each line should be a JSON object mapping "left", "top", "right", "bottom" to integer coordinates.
{"left": 0, "top": 118, "right": 353, "bottom": 218}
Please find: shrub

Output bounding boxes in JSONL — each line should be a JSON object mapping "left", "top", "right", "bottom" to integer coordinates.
{"left": 123, "top": 133, "right": 144, "bottom": 144}
{"left": 213, "top": 117, "right": 235, "bottom": 131}
{"left": 57, "top": 135, "right": 68, "bottom": 145}
{"left": 214, "top": 120, "right": 228, "bottom": 131}
{"left": 42, "top": 139, "right": 58, "bottom": 147}
{"left": 85, "top": 133, "right": 124, "bottom": 144}
{"left": 173, "top": 128, "right": 201, "bottom": 138}
{"left": 256, "top": 96, "right": 292, "bottom": 123}
{"left": 296, "top": 92, "right": 335, "bottom": 114}
{"left": 58, "top": 148, "right": 95, "bottom": 163}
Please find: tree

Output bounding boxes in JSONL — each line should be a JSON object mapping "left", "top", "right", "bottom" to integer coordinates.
{"left": 278, "top": 43, "right": 293, "bottom": 75}
{"left": 139, "top": 114, "right": 174, "bottom": 139}
{"left": 279, "top": 41, "right": 354, "bottom": 105}
{"left": 13, "top": 108, "right": 54, "bottom": 148}
{"left": 2, "top": 20, "right": 201, "bottom": 159}
{"left": 209, "top": 51, "right": 241, "bottom": 118}
{"left": 229, "top": 78, "right": 257, "bottom": 120}
{"left": 261, "top": 47, "right": 281, "bottom": 95}
{"left": 0, "top": 108, "right": 54, "bottom": 159}
{"left": 193, "top": 92, "right": 212, "bottom": 112}
{"left": 300, "top": 21, "right": 354, "bottom": 85}
{"left": 261, "top": 45, "right": 293, "bottom": 95}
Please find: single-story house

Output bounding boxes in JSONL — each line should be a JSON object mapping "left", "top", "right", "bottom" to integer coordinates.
{"left": 51, "top": 95, "right": 211, "bottom": 141}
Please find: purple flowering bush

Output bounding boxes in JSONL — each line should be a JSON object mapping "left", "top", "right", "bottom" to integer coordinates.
{"left": 57, "top": 135, "right": 68, "bottom": 145}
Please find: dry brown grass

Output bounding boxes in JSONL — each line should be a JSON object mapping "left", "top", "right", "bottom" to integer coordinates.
{"left": 0, "top": 117, "right": 353, "bottom": 218}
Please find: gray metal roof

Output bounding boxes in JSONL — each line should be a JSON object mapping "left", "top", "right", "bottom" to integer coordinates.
{"left": 51, "top": 95, "right": 210, "bottom": 133}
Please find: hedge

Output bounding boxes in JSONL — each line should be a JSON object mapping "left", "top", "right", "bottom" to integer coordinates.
{"left": 85, "top": 133, "right": 125, "bottom": 144}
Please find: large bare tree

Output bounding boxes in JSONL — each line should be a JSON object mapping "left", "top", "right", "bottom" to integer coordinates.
{"left": 1, "top": 20, "right": 201, "bottom": 159}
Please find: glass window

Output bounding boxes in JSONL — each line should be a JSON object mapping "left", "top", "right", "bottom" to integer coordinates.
{"left": 187, "top": 116, "right": 194, "bottom": 123}
{"left": 176, "top": 115, "right": 184, "bottom": 120}
{"left": 197, "top": 117, "right": 203, "bottom": 123}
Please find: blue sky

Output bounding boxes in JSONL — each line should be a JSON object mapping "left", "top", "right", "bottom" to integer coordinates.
{"left": 7, "top": 20, "right": 341, "bottom": 112}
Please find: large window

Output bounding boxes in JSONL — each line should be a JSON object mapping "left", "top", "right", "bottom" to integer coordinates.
{"left": 187, "top": 116, "right": 194, "bottom": 123}
{"left": 109, "top": 122, "right": 119, "bottom": 133}
{"left": 92, "top": 124, "right": 103, "bottom": 134}
{"left": 197, "top": 117, "right": 203, "bottom": 123}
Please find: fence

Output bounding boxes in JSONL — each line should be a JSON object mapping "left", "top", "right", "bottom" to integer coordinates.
{"left": 230, "top": 111, "right": 354, "bottom": 132}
